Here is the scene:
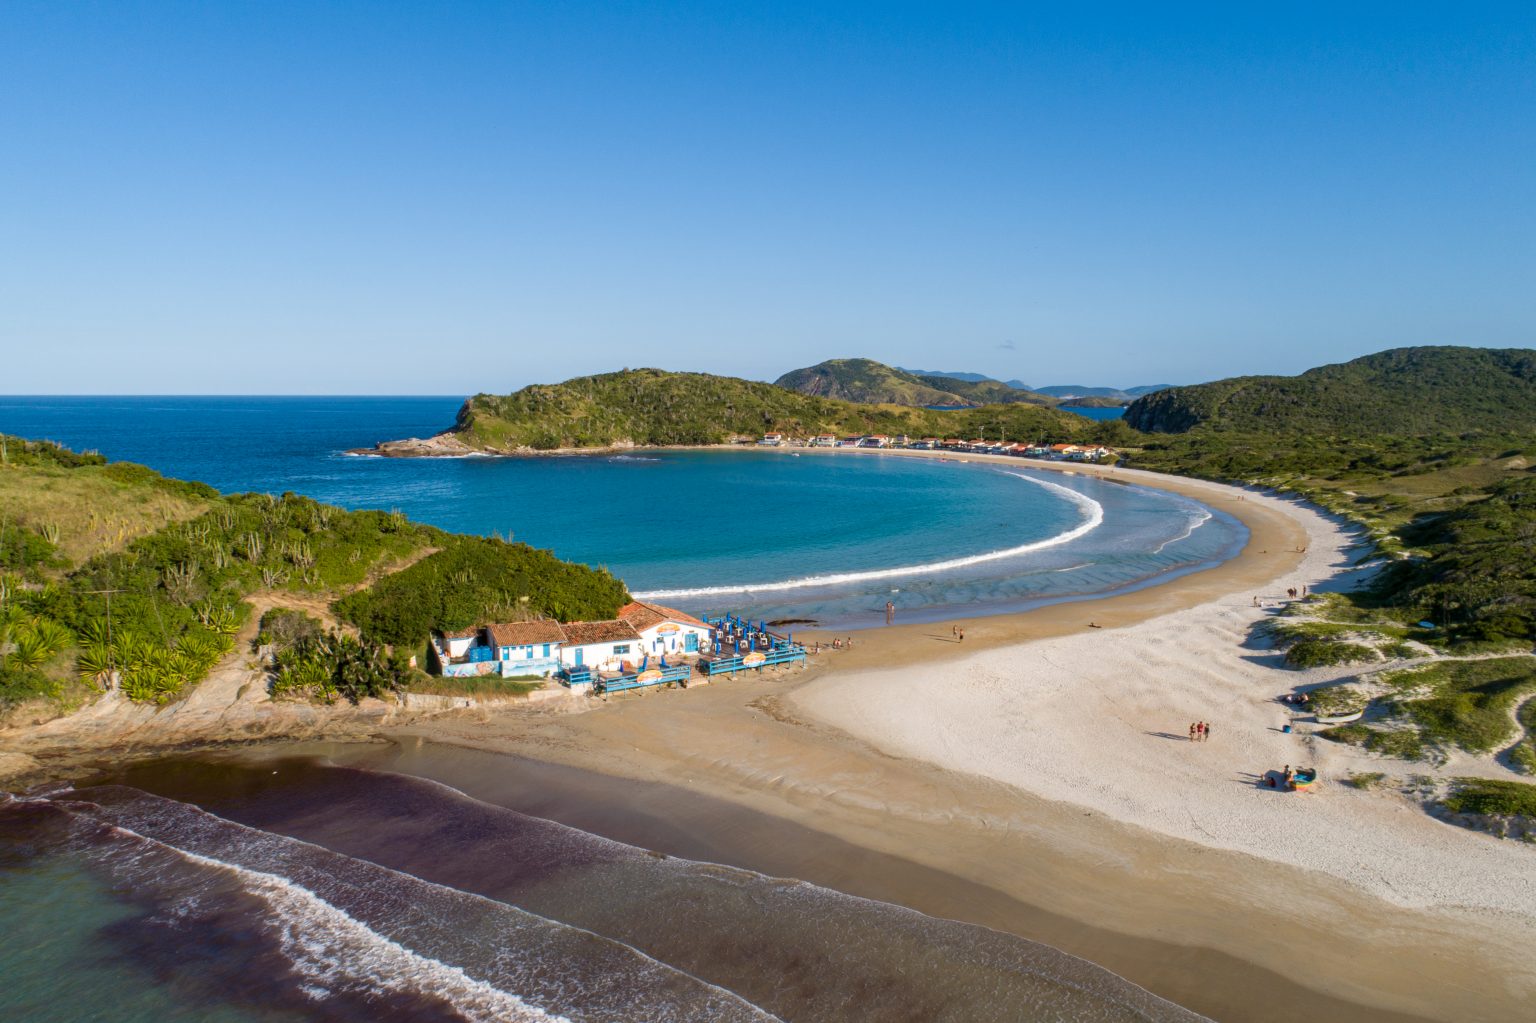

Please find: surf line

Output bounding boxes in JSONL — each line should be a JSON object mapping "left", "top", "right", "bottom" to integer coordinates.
{"left": 636, "top": 471, "right": 1104, "bottom": 600}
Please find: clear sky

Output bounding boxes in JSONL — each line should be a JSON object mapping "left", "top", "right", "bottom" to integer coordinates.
{"left": 3, "top": 2, "right": 1532, "bottom": 394}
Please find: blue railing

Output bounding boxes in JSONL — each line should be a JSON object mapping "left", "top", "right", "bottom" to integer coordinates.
{"left": 557, "top": 663, "right": 692, "bottom": 692}
{"left": 701, "top": 644, "right": 807, "bottom": 676}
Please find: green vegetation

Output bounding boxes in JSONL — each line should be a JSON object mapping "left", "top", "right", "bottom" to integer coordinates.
{"left": 1440, "top": 777, "right": 1536, "bottom": 818}
{"left": 407, "top": 674, "right": 546, "bottom": 698}
{"left": 773, "top": 358, "right": 1056, "bottom": 407}
{"left": 1322, "top": 723, "right": 1426, "bottom": 760}
{"left": 1317, "top": 658, "right": 1536, "bottom": 762}
{"left": 912, "top": 375, "right": 1055, "bottom": 406}
{"left": 261, "top": 609, "right": 415, "bottom": 704}
{"left": 445, "top": 368, "right": 1107, "bottom": 451}
{"left": 334, "top": 536, "right": 629, "bottom": 647}
{"left": 1, "top": 436, "right": 628, "bottom": 708}
{"left": 1284, "top": 639, "right": 1380, "bottom": 669}
{"left": 1307, "top": 683, "right": 1371, "bottom": 717}
{"left": 776, "top": 358, "right": 990, "bottom": 406}
{"left": 1125, "top": 346, "right": 1536, "bottom": 436}
{"left": 1387, "top": 659, "right": 1536, "bottom": 754}
{"left": 1343, "top": 771, "right": 1386, "bottom": 790}
{"left": 1513, "top": 699, "right": 1536, "bottom": 774}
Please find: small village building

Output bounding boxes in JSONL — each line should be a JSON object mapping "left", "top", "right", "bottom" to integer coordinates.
{"left": 559, "top": 619, "right": 644, "bottom": 671}
{"left": 619, "top": 599, "right": 713, "bottom": 655}
{"left": 811, "top": 434, "right": 838, "bottom": 447}
{"left": 486, "top": 620, "right": 567, "bottom": 676}
{"left": 857, "top": 435, "right": 890, "bottom": 448}
{"left": 438, "top": 626, "right": 482, "bottom": 660}
{"left": 758, "top": 433, "right": 785, "bottom": 446}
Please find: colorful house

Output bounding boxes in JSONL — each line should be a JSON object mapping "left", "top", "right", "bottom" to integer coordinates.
{"left": 430, "top": 600, "right": 716, "bottom": 678}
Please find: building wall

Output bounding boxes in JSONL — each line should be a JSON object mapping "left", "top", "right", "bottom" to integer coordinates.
{"left": 635, "top": 623, "right": 712, "bottom": 655}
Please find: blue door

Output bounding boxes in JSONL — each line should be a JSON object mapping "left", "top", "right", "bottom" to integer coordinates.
{"left": 574, "top": 648, "right": 583, "bottom": 666}
{"left": 685, "top": 633, "right": 698, "bottom": 653}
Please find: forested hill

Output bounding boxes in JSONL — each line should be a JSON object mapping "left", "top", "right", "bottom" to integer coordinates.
{"left": 437, "top": 368, "right": 1098, "bottom": 451}
{"left": 774, "top": 358, "right": 973, "bottom": 405}
{"left": 774, "top": 358, "right": 1053, "bottom": 407}
{"left": 1125, "top": 347, "right": 1536, "bottom": 435}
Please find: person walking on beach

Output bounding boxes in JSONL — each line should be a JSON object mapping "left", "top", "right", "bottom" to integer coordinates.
{"left": 1189, "top": 723, "right": 1198, "bottom": 742}
{"left": 1204, "top": 721, "right": 1213, "bottom": 742}
{"left": 951, "top": 624, "right": 959, "bottom": 640}
{"left": 1252, "top": 596, "right": 1260, "bottom": 607}
{"left": 886, "top": 600, "right": 895, "bottom": 625}
{"left": 957, "top": 627, "right": 965, "bottom": 642}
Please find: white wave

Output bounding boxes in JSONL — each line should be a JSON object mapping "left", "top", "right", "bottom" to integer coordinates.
{"left": 100, "top": 822, "right": 569, "bottom": 1023}
{"left": 1151, "top": 507, "right": 1213, "bottom": 555}
{"left": 636, "top": 471, "right": 1103, "bottom": 600}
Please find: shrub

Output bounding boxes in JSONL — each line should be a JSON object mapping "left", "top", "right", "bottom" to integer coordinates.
{"left": 1285, "top": 640, "right": 1379, "bottom": 669}
{"left": 1441, "top": 778, "right": 1536, "bottom": 818}
{"left": 335, "top": 536, "right": 629, "bottom": 647}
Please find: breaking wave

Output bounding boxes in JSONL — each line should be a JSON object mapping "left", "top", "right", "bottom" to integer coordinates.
{"left": 636, "top": 471, "right": 1105, "bottom": 600}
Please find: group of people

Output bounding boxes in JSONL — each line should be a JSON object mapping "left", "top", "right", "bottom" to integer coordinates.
{"left": 950, "top": 625, "right": 966, "bottom": 642}
{"left": 1188, "top": 720, "right": 1213, "bottom": 742}
{"left": 1286, "top": 585, "right": 1309, "bottom": 599}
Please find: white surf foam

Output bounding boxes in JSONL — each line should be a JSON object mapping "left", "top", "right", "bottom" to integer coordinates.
{"left": 636, "top": 471, "right": 1104, "bottom": 600}
{"left": 92, "top": 821, "right": 567, "bottom": 1023}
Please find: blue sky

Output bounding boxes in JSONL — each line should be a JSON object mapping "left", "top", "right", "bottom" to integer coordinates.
{"left": 2, "top": 2, "right": 1532, "bottom": 393}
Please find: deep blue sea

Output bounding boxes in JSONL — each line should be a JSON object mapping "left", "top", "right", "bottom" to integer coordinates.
{"left": 0, "top": 396, "right": 1240, "bottom": 627}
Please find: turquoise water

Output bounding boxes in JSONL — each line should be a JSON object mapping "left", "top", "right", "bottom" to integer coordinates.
{"left": 0, "top": 396, "right": 1240, "bottom": 626}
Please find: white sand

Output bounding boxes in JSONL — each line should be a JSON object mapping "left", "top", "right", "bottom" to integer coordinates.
{"left": 794, "top": 483, "right": 1536, "bottom": 921}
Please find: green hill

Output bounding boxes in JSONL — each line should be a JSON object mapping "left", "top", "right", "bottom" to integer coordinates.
{"left": 0, "top": 436, "right": 627, "bottom": 708}
{"left": 425, "top": 368, "right": 1096, "bottom": 452}
{"left": 775, "top": 358, "right": 1054, "bottom": 407}
{"left": 774, "top": 358, "right": 977, "bottom": 405}
{"left": 912, "top": 375, "right": 1056, "bottom": 406}
{"left": 1125, "top": 347, "right": 1536, "bottom": 435}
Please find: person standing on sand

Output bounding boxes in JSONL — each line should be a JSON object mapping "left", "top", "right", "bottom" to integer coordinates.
{"left": 1252, "top": 596, "right": 1260, "bottom": 607}
{"left": 1202, "top": 721, "right": 1212, "bottom": 742}
{"left": 1189, "top": 723, "right": 1197, "bottom": 742}
{"left": 957, "top": 627, "right": 965, "bottom": 642}
{"left": 886, "top": 600, "right": 895, "bottom": 625}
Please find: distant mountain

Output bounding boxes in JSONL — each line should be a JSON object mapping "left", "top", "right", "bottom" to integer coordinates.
{"left": 776, "top": 359, "right": 1054, "bottom": 407}
{"left": 1034, "top": 384, "right": 1175, "bottom": 400}
{"left": 900, "top": 368, "right": 1005, "bottom": 384}
{"left": 913, "top": 375, "right": 1055, "bottom": 406}
{"left": 775, "top": 359, "right": 976, "bottom": 406}
{"left": 1124, "top": 346, "right": 1536, "bottom": 435}
{"left": 901, "top": 368, "right": 1038, "bottom": 391}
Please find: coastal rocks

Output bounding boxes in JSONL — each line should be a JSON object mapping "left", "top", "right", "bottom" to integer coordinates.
{"left": 360, "top": 433, "right": 478, "bottom": 457}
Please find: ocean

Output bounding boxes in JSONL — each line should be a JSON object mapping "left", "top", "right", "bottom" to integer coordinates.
{"left": 0, "top": 396, "right": 1241, "bottom": 628}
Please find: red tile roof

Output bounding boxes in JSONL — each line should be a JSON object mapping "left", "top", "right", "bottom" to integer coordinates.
{"left": 619, "top": 599, "right": 710, "bottom": 632}
{"left": 561, "top": 619, "right": 642, "bottom": 646}
{"left": 486, "top": 620, "right": 567, "bottom": 647}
